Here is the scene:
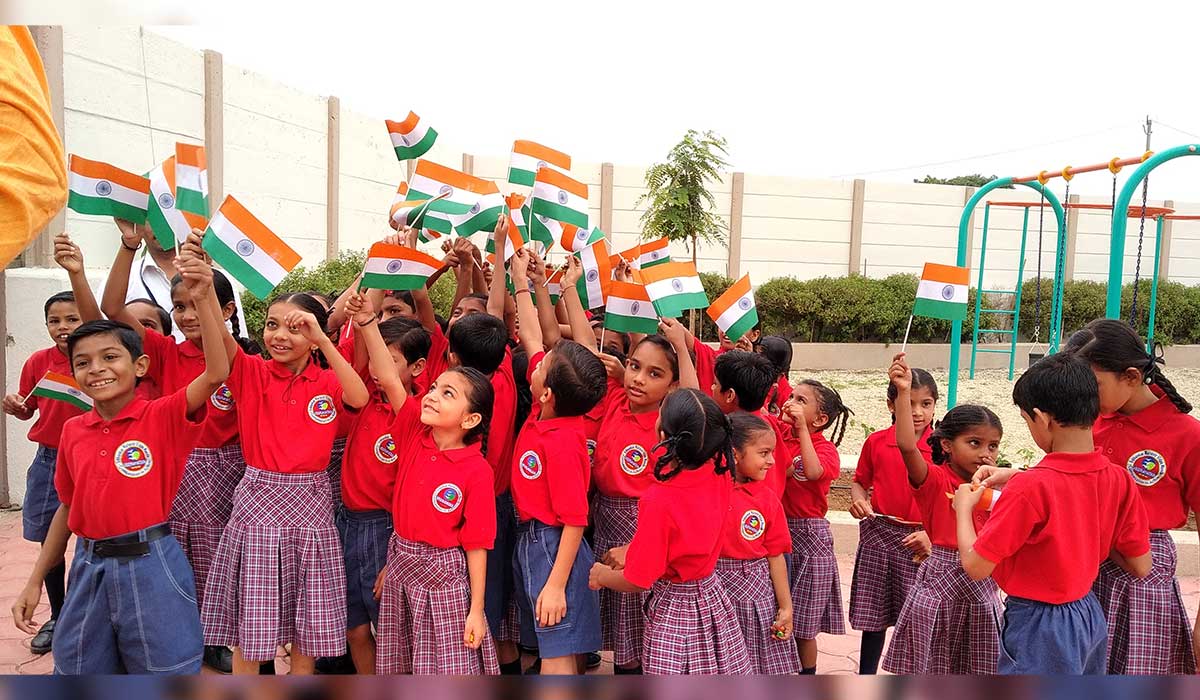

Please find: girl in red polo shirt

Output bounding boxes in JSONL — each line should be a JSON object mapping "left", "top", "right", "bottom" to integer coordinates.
{"left": 589, "top": 389, "right": 751, "bottom": 675}
{"left": 848, "top": 368, "right": 937, "bottom": 674}
{"left": 881, "top": 353, "right": 1003, "bottom": 675}
{"left": 1065, "top": 319, "right": 1199, "bottom": 675}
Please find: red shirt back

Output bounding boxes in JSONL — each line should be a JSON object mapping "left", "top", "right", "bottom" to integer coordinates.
{"left": 18, "top": 346, "right": 85, "bottom": 448}
{"left": 624, "top": 465, "right": 733, "bottom": 588}
{"left": 693, "top": 338, "right": 718, "bottom": 399}
{"left": 341, "top": 391, "right": 421, "bottom": 513}
{"left": 720, "top": 479, "right": 791, "bottom": 560}
{"left": 854, "top": 425, "right": 931, "bottom": 522}
{"left": 511, "top": 404, "right": 590, "bottom": 527}
{"left": 390, "top": 429, "right": 496, "bottom": 550}
{"left": 593, "top": 383, "right": 661, "bottom": 499}
{"left": 973, "top": 451, "right": 1151, "bottom": 603}
{"left": 485, "top": 349, "right": 518, "bottom": 496}
{"left": 781, "top": 431, "right": 840, "bottom": 518}
{"left": 142, "top": 329, "right": 239, "bottom": 448}
{"left": 762, "top": 412, "right": 796, "bottom": 498}
{"left": 55, "top": 389, "right": 203, "bottom": 540}
{"left": 1093, "top": 394, "right": 1200, "bottom": 530}
{"left": 912, "top": 463, "right": 988, "bottom": 548}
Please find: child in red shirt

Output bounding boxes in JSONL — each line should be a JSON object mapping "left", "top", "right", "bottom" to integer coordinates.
{"left": 882, "top": 353, "right": 1002, "bottom": 675}
{"left": 848, "top": 368, "right": 936, "bottom": 674}
{"left": 957, "top": 352, "right": 1152, "bottom": 675}
{"left": 590, "top": 389, "right": 751, "bottom": 675}
{"left": 1064, "top": 319, "right": 1199, "bottom": 674}
{"left": 716, "top": 413, "right": 798, "bottom": 674}
{"left": 711, "top": 349, "right": 796, "bottom": 497}
{"left": 756, "top": 335, "right": 792, "bottom": 418}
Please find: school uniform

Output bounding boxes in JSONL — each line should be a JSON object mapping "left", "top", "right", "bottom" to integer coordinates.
{"left": 781, "top": 431, "right": 846, "bottom": 640}
{"left": 17, "top": 347, "right": 85, "bottom": 543}
{"left": 200, "top": 350, "right": 349, "bottom": 662}
{"left": 883, "top": 463, "right": 1001, "bottom": 675}
{"left": 329, "top": 326, "right": 361, "bottom": 511}
{"left": 849, "top": 425, "right": 931, "bottom": 634}
{"left": 761, "top": 412, "right": 796, "bottom": 500}
{"left": 973, "top": 451, "right": 1151, "bottom": 674}
{"left": 765, "top": 376, "right": 792, "bottom": 418}
{"left": 624, "top": 465, "right": 751, "bottom": 675}
{"left": 52, "top": 389, "right": 205, "bottom": 674}
{"left": 482, "top": 350, "right": 521, "bottom": 644}
{"left": 693, "top": 338, "right": 718, "bottom": 399}
{"left": 376, "top": 429, "right": 499, "bottom": 675}
{"left": 715, "top": 479, "right": 799, "bottom": 675}
{"left": 413, "top": 324, "right": 450, "bottom": 397}
{"left": 1092, "top": 393, "right": 1200, "bottom": 674}
{"left": 591, "top": 380, "right": 658, "bottom": 666}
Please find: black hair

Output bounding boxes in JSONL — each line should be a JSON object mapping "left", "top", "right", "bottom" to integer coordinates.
{"left": 1065, "top": 318, "right": 1191, "bottom": 414}
{"left": 511, "top": 348, "right": 534, "bottom": 431}
{"left": 457, "top": 292, "right": 489, "bottom": 310}
{"left": 446, "top": 366, "right": 495, "bottom": 452}
{"left": 301, "top": 289, "right": 336, "bottom": 309}
{"left": 590, "top": 312, "right": 632, "bottom": 355}
{"left": 653, "top": 388, "right": 735, "bottom": 481}
{"left": 886, "top": 367, "right": 940, "bottom": 404}
{"left": 44, "top": 291, "right": 76, "bottom": 319}
{"left": 448, "top": 313, "right": 508, "bottom": 374}
{"left": 67, "top": 320, "right": 142, "bottom": 363}
{"left": 927, "top": 404, "right": 1003, "bottom": 465}
{"left": 630, "top": 335, "right": 680, "bottom": 381}
{"left": 542, "top": 340, "right": 607, "bottom": 417}
{"left": 127, "top": 297, "right": 173, "bottom": 335}
{"left": 714, "top": 350, "right": 776, "bottom": 412}
{"left": 1012, "top": 353, "right": 1099, "bottom": 428}
{"left": 434, "top": 314, "right": 450, "bottom": 334}
{"left": 171, "top": 269, "right": 261, "bottom": 355}
{"left": 384, "top": 290, "right": 416, "bottom": 310}
{"left": 268, "top": 292, "right": 331, "bottom": 368}
{"left": 378, "top": 318, "right": 431, "bottom": 365}
{"left": 729, "top": 412, "right": 773, "bottom": 451}
{"left": 798, "top": 378, "right": 854, "bottom": 447}
{"left": 757, "top": 336, "right": 792, "bottom": 379}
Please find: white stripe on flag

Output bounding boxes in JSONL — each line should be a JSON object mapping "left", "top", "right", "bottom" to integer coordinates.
{"left": 916, "top": 279, "right": 967, "bottom": 305}
{"left": 207, "top": 211, "right": 289, "bottom": 286}
{"left": 69, "top": 172, "right": 148, "bottom": 209}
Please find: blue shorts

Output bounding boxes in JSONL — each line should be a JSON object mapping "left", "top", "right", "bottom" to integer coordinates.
{"left": 22, "top": 445, "right": 60, "bottom": 543}
{"left": 999, "top": 593, "right": 1108, "bottom": 675}
{"left": 335, "top": 507, "right": 392, "bottom": 630}
{"left": 513, "top": 520, "right": 602, "bottom": 658}
{"left": 54, "top": 526, "right": 202, "bottom": 674}
{"left": 484, "top": 491, "right": 516, "bottom": 637}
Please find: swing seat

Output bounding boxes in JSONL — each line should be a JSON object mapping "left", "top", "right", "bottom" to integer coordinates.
{"left": 1028, "top": 351, "right": 1045, "bottom": 367}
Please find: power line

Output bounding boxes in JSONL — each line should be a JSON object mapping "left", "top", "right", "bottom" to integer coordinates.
{"left": 1155, "top": 120, "right": 1200, "bottom": 142}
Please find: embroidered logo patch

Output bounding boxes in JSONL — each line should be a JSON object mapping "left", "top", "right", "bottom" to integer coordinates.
{"left": 620, "top": 444, "right": 649, "bottom": 476}
{"left": 374, "top": 433, "right": 397, "bottom": 464}
{"left": 740, "top": 509, "right": 766, "bottom": 540}
{"left": 790, "top": 455, "right": 808, "bottom": 481}
{"left": 586, "top": 439, "right": 597, "bottom": 464}
{"left": 518, "top": 450, "right": 543, "bottom": 480}
{"left": 114, "top": 440, "right": 153, "bottom": 479}
{"left": 1126, "top": 449, "right": 1167, "bottom": 487}
{"left": 209, "top": 384, "right": 235, "bottom": 411}
{"left": 432, "top": 483, "right": 463, "bottom": 513}
{"left": 308, "top": 395, "right": 337, "bottom": 424}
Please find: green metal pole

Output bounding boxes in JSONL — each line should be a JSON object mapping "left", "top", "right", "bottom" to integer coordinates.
{"left": 1146, "top": 215, "right": 1164, "bottom": 349}
{"left": 969, "top": 204, "right": 992, "bottom": 379}
{"left": 1010, "top": 206, "right": 1030, "bottom": 380}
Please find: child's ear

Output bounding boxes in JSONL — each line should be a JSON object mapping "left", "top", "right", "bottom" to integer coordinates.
{"left": 410, "top": 357, "right": 427, "bottom": 378}
{"left": 133, "top": 354, "right": 151, "bottom": 378}
{"left": 447, "top": 350, "right": 460, "bottom": 369}
{"left": 461, "top": 411, "right": 482, "bottom": 432}
{"left": 539, "top": 386, "right": 554, "bottom": 406}
{"left": 940, "top": 437, "right": 953, "bottom": 455}
{"left": 1121, "top": 367, "right": 1144, "bottom": 386}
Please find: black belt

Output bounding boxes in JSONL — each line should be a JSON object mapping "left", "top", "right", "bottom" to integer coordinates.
{"left": 82, "top": 523, "right": 172, "bottom": 558}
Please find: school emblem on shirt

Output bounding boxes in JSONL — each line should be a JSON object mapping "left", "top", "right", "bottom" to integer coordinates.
{"left": 586, "top": 439, "right": 597, "bottom": 464}
{"left": 620, "top": 444, "right": 649, "bottom": 476}
{"left": 308, "top": 395, "right": 337, "bottom": 424}
{"left": 432, "top": 483, "right": 463, "bottom": 513}
{"left": 791, "top": 455, "right": 808, "bottom": 481}
{"left": 209, "top": 384, "right": 235, "bottom": 411}
{"left": 518, "top": 450, "right": 543, "bottom": 480}
{"left": 1126, "top": 449, "right": 1167, "bottom": 487}
{"left": 114, "top": 440, "right": 153, "bottom": 479}
{"left": 374, "top": 434, "right": 398, "bottom": 464}
{"left": 740, "top": 509, "right": 766, "bottom": 541}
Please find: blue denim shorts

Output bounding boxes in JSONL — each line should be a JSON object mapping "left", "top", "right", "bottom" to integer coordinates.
{"left": 484, "top": 491, "right": 517, "bottom": 636}
{"left": 335, "top": 507, "right": 392, "bottom": 629}
{"left": 999, "top": 592, "right": 1108, "bottom": 675}
{"left": 513, "top": 520, "right": 602, "bottom": 658}
{"left": 22, "top": 445, "right": 60, "bottom": 543}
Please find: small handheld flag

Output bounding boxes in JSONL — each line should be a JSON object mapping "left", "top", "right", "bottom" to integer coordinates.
{"left": 147, "top": 156, "right": 204, "bottom": 250}
{"left": 202, "top": 196, "right": 301, "bottom": 300}
{"left": 30, "top": 371, "right": 92, "bottom": 411}
{"left": 913, "top": 263, "right": 969, "bottom": 321}
{"left": 531, "top": 167, "right": 589, "bottom": 231}
{"left": 636, "top": 261, "right": 708, "bottom": 318}
{"left": 508, "top": 140, "right": 571, "bottom": 187}
{"left": 174, "top": 142, "right": 209, "bottom": 223}
{"left": 67, "top": 155, "right": 150, "bottom": 224}
{"left": 406, "top": 160, "right": 497, "bottom": 235}
{"left": 634, "top": 237, "right": 671, "bottom": 269}
{"left": 447, "top": 182, "right": 506, "bottom": 237}
{"left": 604, "top": 281, "right": 659, "bottom": 335}
{"left": 573, "top": 238, "right": 612, "bottom": 310}
{"left": 386, "top": 112, "right": 437, "bottom": 161}
{"left": 560, "top": 224, "right": 605, "bottom": 253}
{"left": 362, "top": 243, "right": 442, "bottom": 291}
{"left": 546, "top": 268, "right": 564, "bottom": 306}
{"left": 707, "top": 275, "right": 758, "bottom": 342}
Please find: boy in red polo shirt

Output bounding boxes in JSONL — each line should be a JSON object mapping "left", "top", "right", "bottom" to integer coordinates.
{"left": 710, "top": 349, "right": 795, "bottom": 497}
{"left": 10, "top": 247, "right": 230, "bottom": 675}
{"left": 955, "top": 353, "right": 1152, "bottom": 675}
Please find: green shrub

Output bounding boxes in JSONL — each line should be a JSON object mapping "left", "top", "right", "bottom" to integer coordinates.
{"left": 242, "top": 250, "right": 367, "bottom": 349}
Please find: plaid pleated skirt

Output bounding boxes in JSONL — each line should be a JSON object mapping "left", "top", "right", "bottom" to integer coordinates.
{"left": 642, "top": 573, "right": 753, "bottom": 675}
{"left": 375, "top": 534, "right": 500, "bottom": 675}
{"left": 200, "top": 466, "right": 348, "bottom": 662}
{"left": 882, "top": 545, "right": 1001, "bottom": 675}
{"left": 849, "top": 517, "right": 922, "bottom": 632}
{"left": 787, "top": 517, "right": 846, "bottom": 638}
{"left": 714, "top": 557, "right": 801, "bottom": 675}
{"left": 593, "top": 493, "right": 649, "bottom": 666}
{"left": 326, "top": 437, "right": 347, "bottom": 510}
{"left": 1093, "top": 530, "right": 1197, "bottom": 675}
{"left": 169, "top": 443, "right": 245, "bottom": 612}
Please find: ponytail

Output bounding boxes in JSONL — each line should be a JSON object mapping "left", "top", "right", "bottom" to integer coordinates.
{"left": 798, "top": 379, "right": 853, "bottom": 447}
{"left": 652, "top": 389, "right": 734, "bottom": 481}
{"left": 1065, "top": 319, "right": 1192, "bottom": 414}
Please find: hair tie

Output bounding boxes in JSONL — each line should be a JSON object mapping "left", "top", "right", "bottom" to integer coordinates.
{"left": 1144, "top": 342, "right": 1166, "bottom": 382}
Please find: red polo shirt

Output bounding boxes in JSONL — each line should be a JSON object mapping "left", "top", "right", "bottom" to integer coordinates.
{"left": 227, "top": 349, "right": 347, "bottom": 474}
{"left": 583, "top": 399, "right": 607, "bottom": 467}
{"left": 625, "top": 465, "right": 732, "bottom": 587}
{"left": 414, "top": 325, "right": 449, "bottom": 396}
{"left": 1093, "top": 393, "right": 1200, "bottom": 531}
{"left": 486, "top": 349, "right": 518, "bottom": 496}
{"left": 55, "top": 389, "right": 203, "bottom": 540}
{"left": 593, "top": 382, "right": 662, "bottom": 499}
{"left": 854, "top": 425, "right": 931, "bottom": 522}
{"left": 762, "top": 412, "right": 796, "bottom": 497}
{"left": 18, "top": 346, "right": 85, "bottom": 448}
{"left": 341, "top": 391, "right": 421, "bottom": 513}
{"left": 391, "top": 429, "right": 496, "bottom": 550}
{"left": 142, "top": 329, "right": 239, "bottom": 448}
{"left": 694, "top": 338, "right": 718, "bottom": 399}
{"left": 912, "top": 463, "right": 988, "bottom": 548}
{"left": 781, "top": 431, "right": 840, "bottom": 518}
{"left": 721, "top": 479, "right": 791, "bottom": 561}
{"left": 974, "top": 451, "right": 1151, "bottom": 603}
{"left": 511, "top": 403, "right": 591, "bottom": 527}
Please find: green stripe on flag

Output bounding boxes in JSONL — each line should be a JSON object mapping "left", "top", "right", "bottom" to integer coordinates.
{"left": 361, "top": 272, "right": 429, "bottom": 292}
{"left": 67, "top": 191, "right": 148, "bottom": 224}
{"left": 605, "top": 313, "right": 659, "bottom": 335}
{"left": 407, "top": 186, "right": 472, "bottom": 215}
{"left": 508, "top": 167, "right": 536, "bottom": 187}
{"left": 641, "top": 256, "right": 670, "bottom": 268}
{"left": 530, "top": 216, "right": 555, "bottom": 249}
{"left": 176, "top": 190, "right": 208, "bottom": 218}
{"left": 913, "top": 297, "right": 966, "bottom": 321}
{"left": 146, "top": 196, "right": 178, "bottom": 250}
{"left": 454, "top": 205, "right": 506, "bottom": 237}
{"left": 393, "top": 129, "right": 437, "bottom": 161}
{"left": 651, "top": 292, "right": 710, "bottom": 319}
{"left": 203, "top": 231, "right": 278, "bottom": 300}
{"left": 31, "top": 386, "right": 92, "bottom": 411}
{"left": 531, "top": 199, "right": 588, "bottom": 228}
{"left": 724, "top": 308, "right": 760, "bottom": 342}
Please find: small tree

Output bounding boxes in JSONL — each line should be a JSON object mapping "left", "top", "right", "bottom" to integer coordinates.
{"left": 637, "top": 129, "right": 730, "bottom": 331}
{"left": 914, "top": 174, "right": 1012, "bottom": 188}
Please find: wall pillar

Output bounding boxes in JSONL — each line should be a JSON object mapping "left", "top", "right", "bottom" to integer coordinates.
{"left": 325, "top": 96, "right": 339, "bottom": 260}
{"left": 847, "top": 179, "right": 865, "bottom": 274}
{"left": 727, "top": 172, "right": 745, "bottom": 278}
{"left": 203, "top": 49, "right": 224, "bottom": 210}
{"left": 1160, "top": 199, "right": 1175, "bottom": 281}
{"left": 1063, "top": 193, "right": 1080, "bottom": 281}
{"left": 600, "top": 163, "right": 614, "bottom": 236}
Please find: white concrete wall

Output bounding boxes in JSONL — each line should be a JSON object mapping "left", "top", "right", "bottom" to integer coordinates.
{"left": 741, "top": 175, "right": 851, "bottom": 281}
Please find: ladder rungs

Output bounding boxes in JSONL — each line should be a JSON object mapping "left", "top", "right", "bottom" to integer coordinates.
{"left": 978, "top": 329, "right": 1014, "bottom": 334}
{"left": 979, "top": 309, "right": 1016, "bottom": 315}
{"left": 976, "top": 348, "right": 1014, "bottom": 355}
{"left": 981, "top": 289, "right": 1017, "bottom": 295}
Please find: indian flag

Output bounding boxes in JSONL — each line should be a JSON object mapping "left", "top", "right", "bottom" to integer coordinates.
{"left": 362, "top": 243, "right": 441, "bottom": 291}
{"left": 913, "top": 262, "right": 969, "bottom": 321}
{"left": 531, "top": 168, "right": 589, "bottom": 230}
{"left": 573, "top": 238, "right": 611, "bottom": 310}
{"left": 508, "top": 140, "right": 571, "bottom": 187}
{"left": 637, "top": 261, "right": 709, "bottom": 318}
{"left": 386, "top": 112, "right": 437, "bottom": 161}
{"left": 202, "top": 195, "right": 302, "bottom": 300}
{"left": 560, "top": 224, "right": 605, "bottom": 253}
{"left": 492, "top": 210, "right": 527, "bottom": 262}
{"left": 636, "top": 237, "right": 671, "bottom": 268}
{"left": 407, "top": 160, "right": 494, "bottom": 235}
{"left": 530, "top": 212, "right": 565, "bottom": 252}
{"left": 30, "top": 371, "right": 92, "bottom": 411}
{"left": 390, "top": 199, "right": 434, "bottom": 230}
{"left": 546, "top": 268, "right": 564, "bottom": 306}
{"left": 174, "top": 142, "right": 208, "bottom": 221}
{"left": 707, "top": 275, "right": 758, "bottom": 342}
{"left": 605, "top": 281, "right": 659, "bottom": 334}
{"left": 67, "top": 154, "right": 150, "bottom": 224}
{"left": 448, "top": 182, "right": 506, "bottom": 237}
{"left": 147, "top": 157, "right": 205, "bottom": 250}
{"left": 507, "top": 192, "right": 529, "bottom": 241}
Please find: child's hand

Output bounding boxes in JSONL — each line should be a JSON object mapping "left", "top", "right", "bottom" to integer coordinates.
{"left": 888, "top": 352, "right": 911, "bottom": 391}
{"left": 561, "top": 255, "right": 583, "bottom": 286}
{"left": 602, "top": 544, "right": 628, "bottom": 570}
{"left": 11, "top": 582, "right": 42, "bottom": 635}
{"left": 440, "top": 239, "right": 460, "bottom": 268}
{"left": 283, "top": 310, "right": 326, "bottom": 344}
{"left": 53, "top": 233, "right": 84, "bottom": 274}
{"left": 599, "top": 352, "right": 625, "bottom": 381}
{"left": 509, "top": 248, "right": 530, "bottom": 283}
{"left": 452, "top": 237, "right": 475, "bottom": 268}
{"left": 463, "top": 609, "right": 487, "bottom": 650}
{"left": 401, "top": 226, "right": 418, "bottom": 249}
{"left": 970, "top": 465, "right": 1015, "bottom": 489}
{"left": 535, "top": 581, "right": 567, "bottom": 628}
{"left": 177, "top": 253, "right": 213, "bottom": 296}
{"left": 901, "top": 530, "right": 932, "bottom": 563}
{"left": 658, "top": 317, "right": 688, "bottom": 349}
{"left": 952, "top": 482, "right": 984, "bottom": 513}
{"left": 615, "top": 258, "right": 634, "bottom": 283}
{"left": 848, "top": 497, "right": 874, "bottom": 520}
{"left": 114, "top": 218, "right": 148, "bottom": 251}
{"left": 779, "top": 399, "right": 805, "bottom": 430}
{"left": 3, "top": 394, "right": 31, "bottom": 419}
{"left": 345, "top": 293, "right": 375, "bottom": 325}
{"left": 527, "top": 249, "right": 547, "bottom": 284}
{"left": 180, "top": 230, "right": 206, "bottom": 261}
{"left": 771, "top": 607, "right": 793, "bottom": 641}
{"left": 588, "top": 562, "right": 612, "bottom": 591}
{"left": 734, "top": 335, "right": 755, "bottom": 352}
{"left": 372, "top": 565, "right": 388, "bottom": 601}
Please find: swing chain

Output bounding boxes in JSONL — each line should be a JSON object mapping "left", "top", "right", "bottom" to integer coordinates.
{"left": 1129, "top": 175, "right": 1151, "bottom": 326}
{"left": 1033, "top": 189, "right": 1045, "bottom": 345}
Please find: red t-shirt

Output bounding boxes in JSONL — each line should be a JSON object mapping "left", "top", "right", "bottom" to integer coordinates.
{"left": 854, "top": 425, "right": 931, "bottom": 522}
{"left": 720, "top": 479, "right": 791, "bottom": 560}
{"left": 55, "top": 389, "right": 203, "bottom": 540}
{"left": 390, "top": 428, "right": 496, "bottom": 550}
{"left": 974, "top": 451, "right": 1151, "bottom": 603}
{"left": 415, "top": 325, "right": 450, "bottom": 396}
{"left": 1093, "top": 393, "right": 1200, "bottom": 531}
{"left": 226, "top": 349, "right": 347, "bottom": 473}
{"left": 511, "top": 403, "right": 590, "bottom": 527}
{"left": 17, "top": 346, "right": 85, "bottom": 448}
{"left": 762, "top": 412, "right": 796, "bottom": 498}
{"left": 912, "top": 463, "right": 988, "bottom": 548}
{"left": 593, "top": 382, "right": 661, "bottom": 499}
{"left": 693, "top": 337, "right": 718, "bottom": 399}
{"left": 141, "top": 329, "right": 239, "bottom": 448}
{"left": 341, "top": 391, "right": 421, "bottom": 513}
{"left": 624, "top": 465, "right": 733, "bottom": 587}
{"left": 583, "top": 399, "right": 607, "bottom": 467}
{"left": 486, "top": 349, "right": 518, "bottom": 496}
{"left": 781, "top": 431, "right": 840, "bottom": 518}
